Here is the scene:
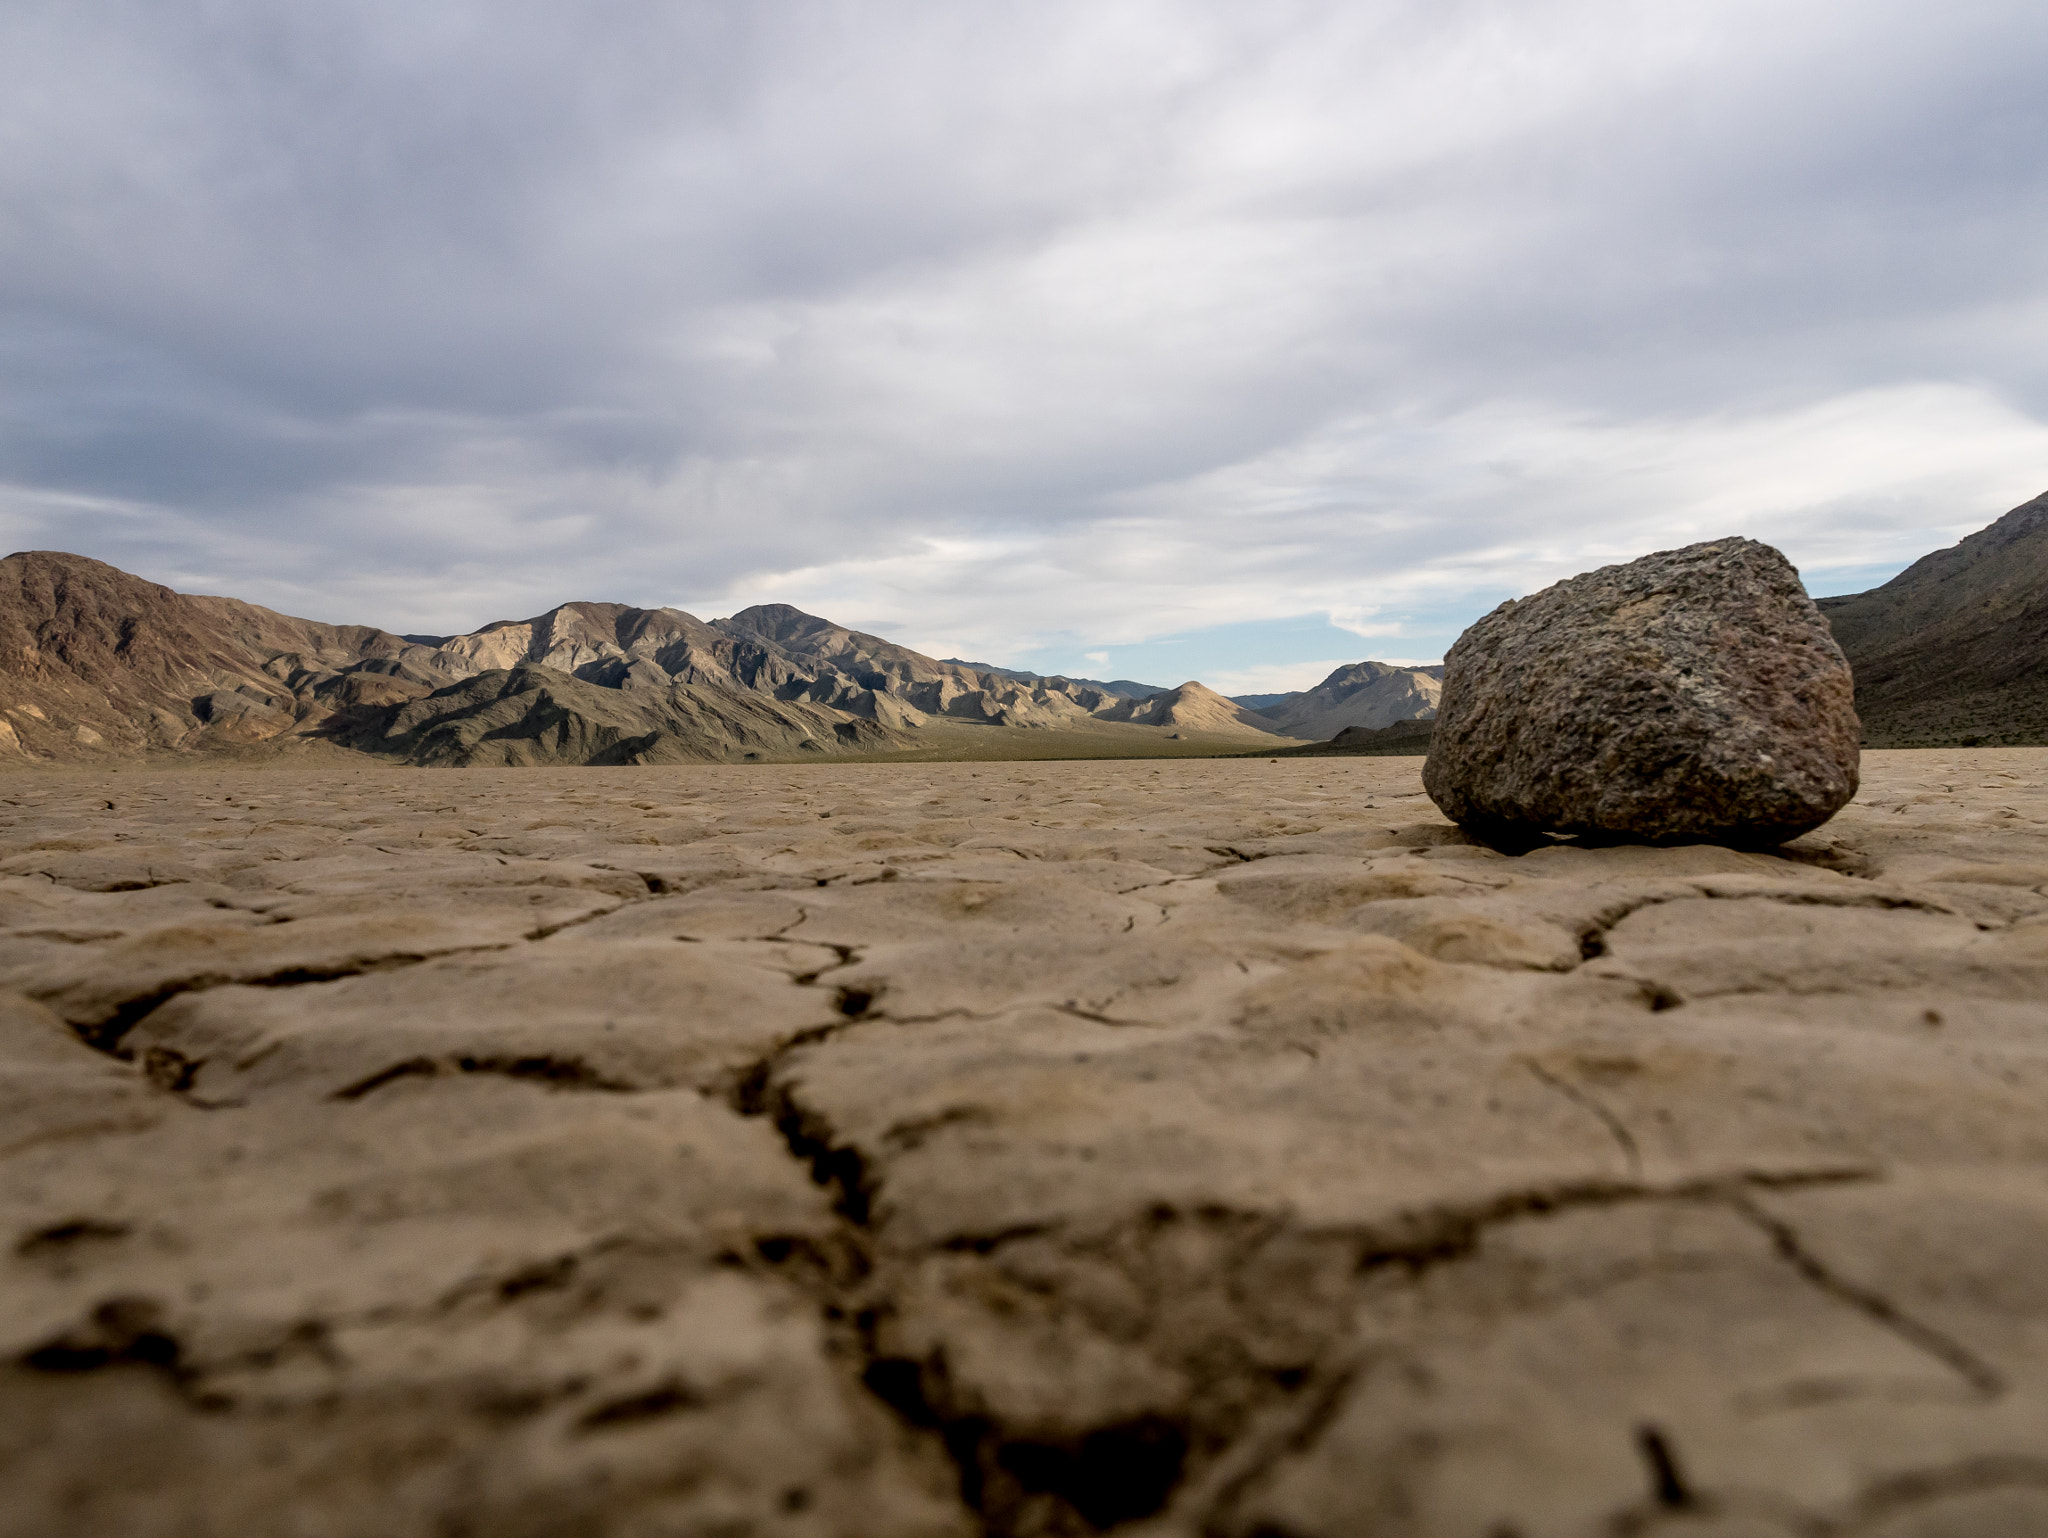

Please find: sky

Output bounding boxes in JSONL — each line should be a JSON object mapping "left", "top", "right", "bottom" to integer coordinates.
{"left": 3, "top": 1, "right": 2047, "bottom": 694}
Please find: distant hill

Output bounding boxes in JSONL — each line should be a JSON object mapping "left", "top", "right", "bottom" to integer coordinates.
{"left": 1089, "top": 680, "right": 1285, "bottom": 740}
{"left": 1241, "top": 661, "right": 1441, "bottom": 740}
{"left": 1234, "top": 718, "right": 1436, "bottom": 759}
{"left": 0, "top": 553, "right": 1304, "bottom": 764}
{"left": 940, "top": 660, "right": 1166, "bottom": 699}
{"left": 0, "top": 550, "right": 467, "bottom": 756}
{"left": 1817, "top": 488, "right": 2048, "bottom": 746}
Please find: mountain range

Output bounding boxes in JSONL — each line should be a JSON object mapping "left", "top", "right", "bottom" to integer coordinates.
{"left": 0, "top": 552, "right": 1438, "bottom": 765}
{"left": 1244, "top": 660, "right": 1445, "bottom": 739}
{"left": 6, "top": 485, "right": 2035, "bottom": 767}
{"left": 1817, "top": 487, "right": 2048, "bottom": 746}
{"left": 1220, "top": 482, "right": 2048, "bottom": 751}
{"left": 938, "top": 661, "right": 1166, "bottom": 700}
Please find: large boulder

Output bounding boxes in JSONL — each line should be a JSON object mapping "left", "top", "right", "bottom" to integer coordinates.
{"left": 1422, "top": 538, "right": 1859, "bottom": 846}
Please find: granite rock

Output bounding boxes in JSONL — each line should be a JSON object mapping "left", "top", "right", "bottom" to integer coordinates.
{"left": 1424, "top": 537, "right": 1860, "bottom": 845}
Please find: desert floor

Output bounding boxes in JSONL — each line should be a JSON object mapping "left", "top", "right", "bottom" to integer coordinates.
{"left": 3, "top": 749, "right": 2047, "bottom": 1537}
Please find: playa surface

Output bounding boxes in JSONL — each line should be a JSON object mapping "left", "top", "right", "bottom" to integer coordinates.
{"left": 4, "top": 749, "right": 2047, "bottom": 1537}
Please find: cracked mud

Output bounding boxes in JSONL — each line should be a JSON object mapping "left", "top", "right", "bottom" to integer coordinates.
{"left": 4, "top": 750, "right": 2048, "bottom": 1536}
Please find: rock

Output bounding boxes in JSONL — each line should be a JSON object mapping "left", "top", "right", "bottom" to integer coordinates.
{"left": 1423, "top": 537, "right": 1859, "bottom": 846}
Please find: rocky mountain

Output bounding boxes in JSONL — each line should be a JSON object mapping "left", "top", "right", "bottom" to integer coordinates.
{"left": 0, "top": 552, "right": 1305, "bottom": 764}
{"left": 1089, "top": 680, "right": 1287, "bottom": 739}
{"left": 0, "top": 551, "right": 470, "bottom": 756}
{"left": 940, "top": 660, "right": 1167, "bottom": 699}
{"left": 699, "top": 605, "right": 1265, "bottom": 736}
{"left": 1818, "top": 488, "right": 2048, "bottom": 746}
{"left": 1243, "top": 660, "right": 1442, "bottom": 740}
{"left": 361, "top": 666, "right": 904, "bottom": 767}
{"left": 1251, "top": 718, "right": 1437, "bottom": 758}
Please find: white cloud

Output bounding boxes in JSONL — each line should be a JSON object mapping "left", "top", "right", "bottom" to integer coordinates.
{"left": 2, "top": 1, "right": 2045, "bottom": 652}
{"left": 1204, "top": 660, "right": 1356, "bottom": 697}
{"left": 644, "top": 381, "right": 2048, "bottom": 667}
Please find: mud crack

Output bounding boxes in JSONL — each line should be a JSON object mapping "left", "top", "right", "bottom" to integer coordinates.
{"left": 1568, "top": 881, "right": 1960, "bottom": 966}
{"left": 1524, "top": 1059, "right": 1643, "bottom": 1179}
{"left": 1729, "top": 1194, "right": 2005, "bottom": 1397}
{"left": 62, "top": 943, "right": 518, "bottom": 1059}
{"left": 331, "top": 1052, "right": 637, "bottom": 1102}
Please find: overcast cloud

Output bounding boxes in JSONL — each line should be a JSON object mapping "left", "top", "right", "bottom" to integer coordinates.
{"left": 3, "top": 0, "right": 2046, "bottom": 684}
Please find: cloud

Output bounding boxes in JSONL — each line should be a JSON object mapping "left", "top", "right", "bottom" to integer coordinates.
{"left": 2, "top": 0, "right": 2045, "bottom": 663}
{"left": 1203, "top": 660, "right": 1357, "bottom": 698}
{"left": 693, "top": 381, "right": 2048, "bottom": 668}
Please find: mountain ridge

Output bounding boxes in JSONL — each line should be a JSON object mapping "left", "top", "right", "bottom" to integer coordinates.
{"left": 1241, "top": 660, "right": 1443, "bottom": 739}
{"left": 17, "top": 505, "right": 2039, "bottom": 764}
{"left": 1090, "top": 679, "right": 1282, "bottom": 738}
{"left": 938, "top": 660, "right": 1167, "bottom": 700}
{"left": 0, "top": 552, "right": 1319, "bottom": 764}
{"left": 1817, "top": 487, "right": 2048, "bottom": 745}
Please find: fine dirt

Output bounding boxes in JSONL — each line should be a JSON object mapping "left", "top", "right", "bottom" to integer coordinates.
{"left": 4, "top": 750, "right": 2048, "bottom": 1537}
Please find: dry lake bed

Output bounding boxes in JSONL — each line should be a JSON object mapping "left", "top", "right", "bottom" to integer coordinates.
{"left": 4, "top": 749, "right": 2048, "bottom": 1538}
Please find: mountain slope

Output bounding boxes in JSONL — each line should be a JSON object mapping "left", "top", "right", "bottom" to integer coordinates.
{"left": 1095, "top": 681, "right": 1291, "bottom": 739}
{"left": 1817, "top": 488, "right": 2048, "bottom": 745}
{"left": 348, "top": 667, "right": 909, "bottom": 767}
{"left": 1248, "top": 661, "right": 1441, "bottom": 740}
{"left": 941, "top": 660, "right": 1168, "bottom": 699}
{"left": 715, "top": 608, "right": 1294, "bottom": 737}
{"left": 0, "top": 551, "right": 463, "bottom": 755}
{"left": 0, "top": 555, "right": 916, "bottom": 764}
{"left": 0, "top": 553, "right": 1295, "bottom": 762}
{"left": 1239, "top": 718, "right": 1437, "bottom": 759}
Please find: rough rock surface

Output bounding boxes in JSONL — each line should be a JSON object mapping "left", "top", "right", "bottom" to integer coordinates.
{"left": 4, "top": 749, "right": 2048, "bottom": 1535}
{"left": 1425, "top": 538, "right": 1860, "bottom": 846}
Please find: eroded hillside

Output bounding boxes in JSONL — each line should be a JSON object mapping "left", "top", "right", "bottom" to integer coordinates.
{"left": 0, "top": 554, "right": 1303, "bottom": 765}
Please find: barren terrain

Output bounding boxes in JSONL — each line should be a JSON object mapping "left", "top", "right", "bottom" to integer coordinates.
{"left": 4, "top": 749, "right": 2048, "bottom": 1537}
